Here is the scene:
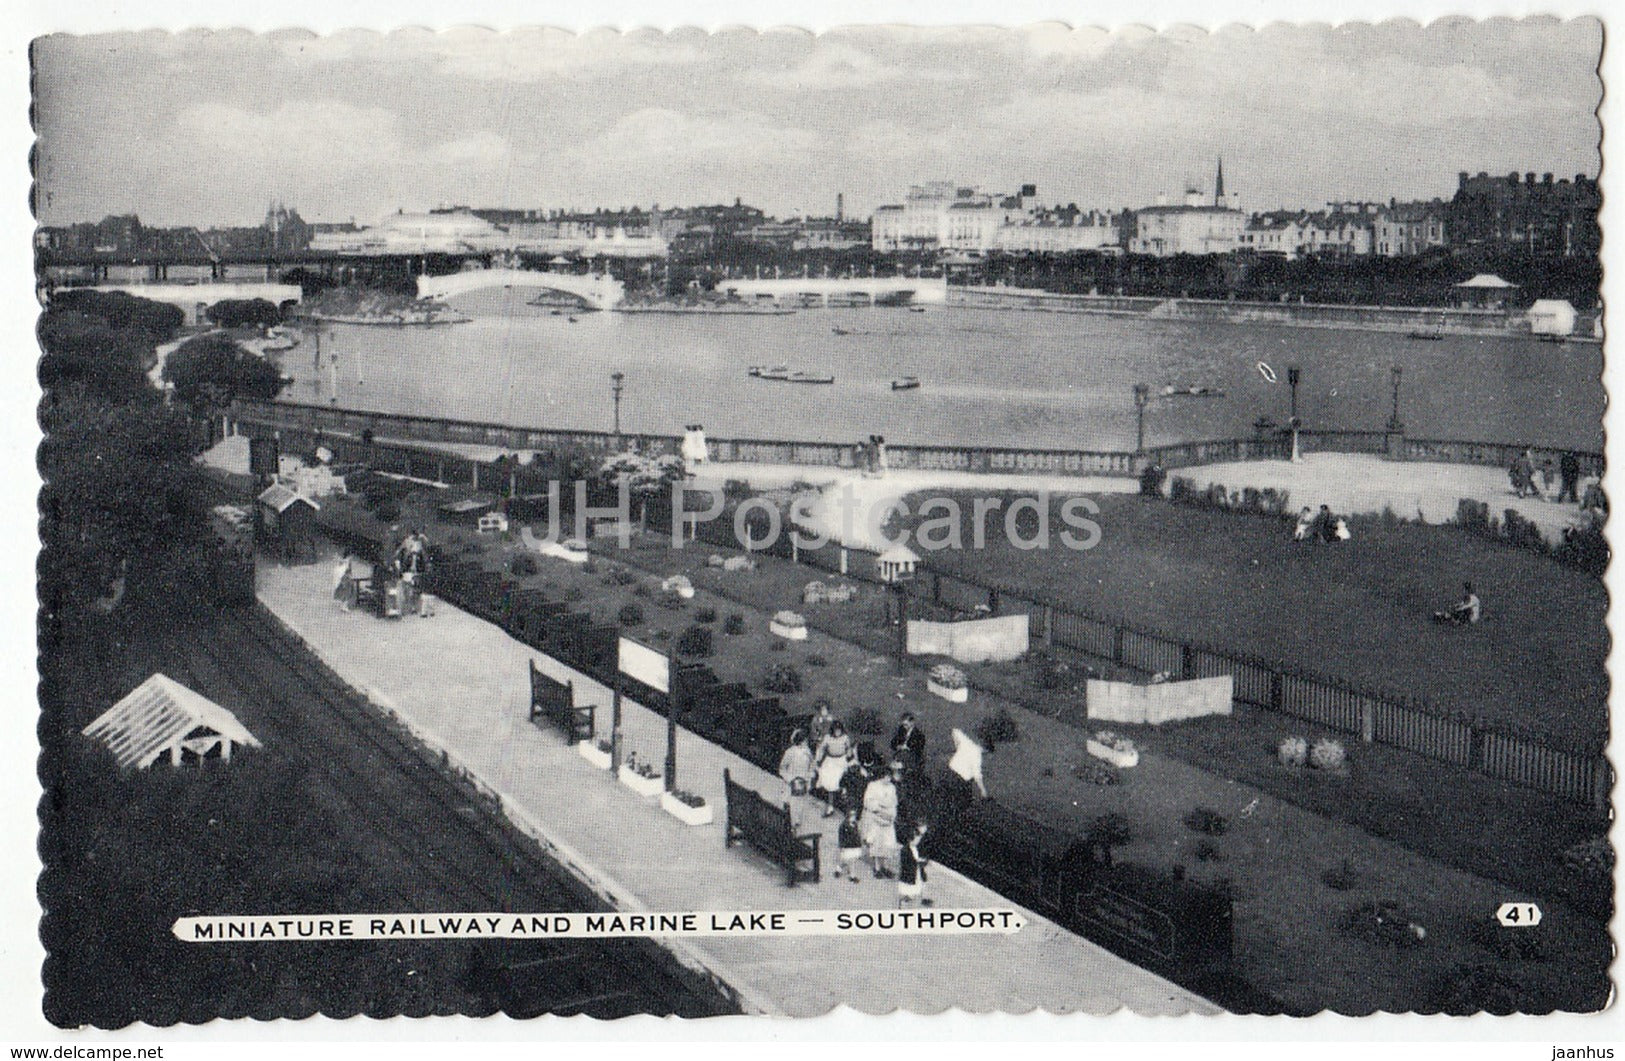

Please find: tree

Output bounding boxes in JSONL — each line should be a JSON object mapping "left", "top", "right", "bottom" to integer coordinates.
{"left": 598, "top": 450, "right": 684, "bottom": 530}
{"left": 162, "top": 333, "right": 287, "bottom": 415}
{"left": 205, "top": 298, "right": 282, "bottom": 329}
{"left": 38, "top": 311, "right": 157, "bottom": 405}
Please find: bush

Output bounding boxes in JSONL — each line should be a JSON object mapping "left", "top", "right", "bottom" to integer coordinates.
{"left": 1466, "top": 917, "right": 1546, "bottom": 962}
{"left": 694, "top": 606, "right": 717, "bottom": 624}
{"left": 1277, "top": 736, "right": 1308, "bottom": 767}
{"left": 656, "top": 589, "right": 686, "bottom": 611}
{"left": 1562, "top": 835, "right": 1614, "bottom": 875}
{"left": 763, "top": 663, "right": 803, "bottom": 694}
{"left": 1183, "top": 807, "right": 1229, "bottom": 836}
{"left": 1193, "top": 839, "right": 1224, "bottom": 862}
{"left": 1502, "top": 508, "right": 1547, "bottom": 551}
{"left": 510, "top": 554, "right": 539, "bottom": 577}
{"left": 633, "top": 583, "right": 652, "bottom": 598}
{"left": 1138, "top": 462, "right": 1166, "bottom": 498}
{"left": 1030, "top": 649, "right": 1095, "bottom": 692}
{"left": 1309, "top": 738, "right": 1347, "bottom": 771}
{"left": 610, "top": 568, "right": 639, "bottom": 586}
{"left": 1088, "top": 813, "right": 1132, "bottom": 854}
{"left": 1453, "top": 498, "right": 1493, "bottom": 536}
{"left": 617, "top": 603, "right": 644, "bottom": 626}
{"left": 1340, "top": 900, "right": 1426, "bottom": 947}
{"left": 1168, "top": 476, "right": 1197, "bottom": 504}
{"left": 1322, "top": 859, "right": 1360, "bottom": 891}
{"left": 1073, "top": 760, "right": 1120, "bottom": 786}
{"left": 975, "top": 708, "right": 1020, "bottom": 749}
{"left": 676, "top": 625, "right": 713, "bottom": 658}
{"left": 848, "top": 707, "right": 883, "bottom": 735}
{"left": 768, "top": 639, "right": 788, "bottom": 652}
{"left": 723, "top": 613, "right": 746, "bottom": 636}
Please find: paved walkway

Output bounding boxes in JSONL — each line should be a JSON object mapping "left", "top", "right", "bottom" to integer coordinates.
{"left": 258, "top": 560, "right": 1215, "bottom": 1017}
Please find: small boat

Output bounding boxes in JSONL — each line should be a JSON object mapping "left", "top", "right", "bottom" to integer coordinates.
{"left": 891, "top": 377, "right": 922, "bottom": 391}
{"left": 567, "top": 316, "right": 579, "bottom": 323}
{"left": 1160, "top": 385, "right": 1224, "bottom": 397}
{"left": 1535, "top": 333, "right": 1571, "bottom": 345}
{"left": 1407, "top": 331, "right": 1446, "bottom": 341}
{"left": 749, "top": 365, "right": 791, "bottom": 380}
{"left": 906, "top": 306, "right": 926, "bottom": 313}
{"left": 786, "top": 372, "right": 835, "bottom": 384}
{"left": 832, "top": 327, "right": 851, "bottom": 336}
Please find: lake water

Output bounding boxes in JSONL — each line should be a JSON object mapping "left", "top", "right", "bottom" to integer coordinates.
{"left": 279, "top": 288, "right": 1605, "bottom": 452}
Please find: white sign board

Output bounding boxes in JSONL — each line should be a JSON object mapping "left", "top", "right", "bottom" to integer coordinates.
{"left": 618, "top": 636, "right": 670, "bottom": 694}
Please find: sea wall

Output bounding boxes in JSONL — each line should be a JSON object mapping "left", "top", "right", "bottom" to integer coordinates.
{"left": 950, "top": 285, "right": 1523, "bottom": 335}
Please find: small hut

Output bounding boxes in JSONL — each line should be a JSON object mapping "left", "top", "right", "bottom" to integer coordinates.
{"left": 1454, "top": 273, "right": 1518, "bottom": 310}
{"left": 256, "top": 482, "right": 320, "bottom": 560}
{"left": 83, "top": 673, "right": 261, "bottom": 768}
{"left": 1526, "top": 299, "right": 1578, "bottom": 337}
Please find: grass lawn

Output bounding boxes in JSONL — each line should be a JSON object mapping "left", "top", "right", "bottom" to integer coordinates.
{"left": 398, "top": 495, "right": 1611, "bottom": 1015}
{"left": 901, "top": 492, "right": 1608, "bottom": 748}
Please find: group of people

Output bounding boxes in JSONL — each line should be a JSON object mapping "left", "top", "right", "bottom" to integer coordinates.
{"left": 332, "top": 525, "right": 433, "bottom": 618}
{"left": 857, "top": 435, "right": 888, "bottom": 477}
{"left": 1293, "top": 504, "right": 1351, "bottom": 543}
{"left": 1509, "top": 448, "right": 1584, "bottom": 503}
{"left": 776, "top": 707, "right": 986, "bottom": 907}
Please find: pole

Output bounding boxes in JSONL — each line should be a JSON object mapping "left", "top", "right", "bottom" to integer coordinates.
{"left": 664, "top": 644, "right": 679, "bottom": 792}
{"left": 1133, "top": 383, "right": 1150, "bottom": 454}
{"left": 611, "top": 651, "right": 624, "bottom": 772}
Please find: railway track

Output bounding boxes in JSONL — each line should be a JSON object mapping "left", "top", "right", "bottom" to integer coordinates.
{"left": 139, "top": 597, "right": 739, "bottom": 1020}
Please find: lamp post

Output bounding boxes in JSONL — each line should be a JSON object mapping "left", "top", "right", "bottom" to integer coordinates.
{"left": 1287, "top": 365, "right": 1302, "bottom": 463}
{"left": 1388, "top": 365, "right": 1404, "bottom": 432}
{"left": 1133, "top": 383, "right": 1151, "bottom": 454}
{"left": 610, "top": 371, "right": 625, "bottom": 443}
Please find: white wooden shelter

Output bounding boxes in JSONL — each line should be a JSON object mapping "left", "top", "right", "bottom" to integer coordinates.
{"left": 1527, "top": 299, "right": 1578, "bottom": 336}
{"left": 83, "top": 673, "right": 261, "bottom": 769}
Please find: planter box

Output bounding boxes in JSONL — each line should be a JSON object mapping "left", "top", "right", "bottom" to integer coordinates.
{"left": 1086, "top": 739, "right": 1140, "bottom": 769}
{"left": 927, "top": 678, "right": 969, "bottom": 703}
{"left": 578, "top": 742, "right": 613, "bottom": 770}
{"left": 770, "top": 620, "right": 809, "bottom": 641}
{"left": 661, "top": 791, "right": 715, "bottom": 826}
{"left": 619, "top": 766, "right": 666, "bottom": 797}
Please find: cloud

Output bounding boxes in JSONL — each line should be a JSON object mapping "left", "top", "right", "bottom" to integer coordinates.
{"left": 274, "top": 26, "right": 704, "bottom": 81}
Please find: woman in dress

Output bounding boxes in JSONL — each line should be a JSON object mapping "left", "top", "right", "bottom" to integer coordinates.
{"left": 861, "top": 764, "right": 901, "bottom": 879}
{"left": 814, "top": 721, "right": 854, "bottom": 817}
{"left": 807, "top": 700, "right": 835, "bottom": 750}
{"left": 777, "top": 728, "right": 815, "bottom": 827}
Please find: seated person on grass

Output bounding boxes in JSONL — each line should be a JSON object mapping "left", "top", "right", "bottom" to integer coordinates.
{"left": 1433, "top": 582, "right": 1481, "bottom": 626}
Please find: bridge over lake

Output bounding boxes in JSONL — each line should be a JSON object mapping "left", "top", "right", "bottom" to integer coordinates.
{"left": 718, "top": 275, "right": 948, "bottom": 306}
{"left": 417, "top": 268, "right": 625, "bottom": 310}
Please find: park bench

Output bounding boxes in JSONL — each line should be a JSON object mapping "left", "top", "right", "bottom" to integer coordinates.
{"left": 722, "top": 769, "right": 821, "bottom": 886}
{"left": 528, "top": 659, "right": 594, "bottom": 744}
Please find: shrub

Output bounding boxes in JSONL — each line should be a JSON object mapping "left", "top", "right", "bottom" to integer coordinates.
{"left": 1340, "top": 900, "right": 1426, "bottom": 947}
{"left": 510, "top": 554, "right": 539, "bottom": 577}
{"left": 1466, "top": 917, "right": 1545, "bottom": 962}
{"left": 669, "top": 789, "right": 707, "bottom": 809}
{"left": 1168, "top": 476, "right": 1197, "bottom": 504}
{"left": 1031, "top": 649, "right": 1095, "bottom": 692}
{"left": 930, "top": 663, "right": 967, "bottom": 690}
{"left": 723, "top": 613, "right": 746, "bottom": 636}
{"left": 582, "top": 557, "right": 598, "bottom": 575}
{"left": 652, "top": 629, "right": 671, "bottom": 643}
{"left": 632, "top": 583, "right": 652, "bottom": 598}
{"left": 656, "top": 589, "right": 686, "bottom": 611}
{"left": 1309, "top": 738, "right": 1347, "bottom": 771}
{"left": 1453, "top": 498, "right": 1493, "bottom": 536}
{"left": 768, "top": 639, "right": 788, "bottom": 652}
{"left": 1502, "top": 508, "right": 1547, "bottom": 551}
{"left": 848, "top": 707, "right": 883, "bottom": 735}
{"left": 1183, "top": 807, "right": 1228, "bottom": 836}
{"left": 694, "top": 606, "right": 717, "bottom": 624}
{"left": 610, "top": 568, "right": 639, "bottom": 586}
{"left": 1277, "top": 736, "right": 1309, "bottom": 767}
{"left": 1322, "top": 859, "right": 1360, "bottom": 891}
{"left": 1138, "top": 462, "right": 1166, "bottom": 498}
{"left": 617, "top": 603, "right": 644, "bottom": 627}
{"left": 763, "top": 663, "right": 803, "bottom": 694}
{"left": 1562, "top": 836, "right": 1614, "bottom": 875}
{"left": 1073, "top": 760, "right": 1120, "bottom": 786}
{"left": 676, "top": 625, "right": 713, "bottom": 658}
{"left": 1088, "top": 813, "right": 1132, "bottom": 854}
{"left": 975, "top": 708, "right": 1020, "bottom": 749}
{"left": 1193, "top": 839, "right": 1224, "bottom": 862}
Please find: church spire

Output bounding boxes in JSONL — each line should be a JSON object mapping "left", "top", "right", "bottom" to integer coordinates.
{"left": 1215, "top": 157, "right": 1225, "bottom": 205}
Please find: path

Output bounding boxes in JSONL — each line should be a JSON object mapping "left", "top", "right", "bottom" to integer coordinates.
{"left": 257, "top": 559, "right": 1215, "bottom": 1017}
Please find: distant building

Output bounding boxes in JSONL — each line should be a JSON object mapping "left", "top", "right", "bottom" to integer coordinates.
{"left": 873, "top": 181, "right": 1113, "bottom": 254}
{"left": 1448, "top": 170, "right": 1600, "bottom": 258}
{"left": 1239, "top": 209, "right": 1374, "bottom": 259}
{"left": 1129, "top": 161, "right": 1245, "bottom": 257}
{"left": 308, "top": 209, "right": 502, "bottom": 254}
{"left": 1372, "top": 199, "right": 1447, "bottom": 257}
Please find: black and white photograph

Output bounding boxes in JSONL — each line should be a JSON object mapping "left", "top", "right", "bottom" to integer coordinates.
{"left": 15, "top": 3, "right": 1622, "bottom": 1044}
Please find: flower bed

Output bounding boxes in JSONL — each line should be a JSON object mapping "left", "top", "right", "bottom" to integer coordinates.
{"left": 578, "top": 739, "right": 612, "bottom": 770}
{"left": 928, "top": 663, "right": 969, "bottom": 703}
{"left": 1086, "top": 730, "right": 1140, "bottom": 769}
{"left": 661, "top": 790, "right": 714, "bottom": 826}
{"left": 769, "top": 609, "right": 808, "bottom": 640}
{"left": 619, "top": 759, "right": 666, "bottom": 797}
{"left": 662, "top": 574, "right": 695, "bottom": 599}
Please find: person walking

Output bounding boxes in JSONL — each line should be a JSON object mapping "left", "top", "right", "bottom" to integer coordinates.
{"left": 332, "top": 551, "right": 356, "bottom": 611}
{"left": 833, "top": 807, "right": 864, "bottom": 884}
{"left": 807, "top": 700, "right": 835, "bottom": 749}
{"left": 1559, "top": 451, "right": 1583, "bottom": 504}
{"left": 814, "top": 721, "right": 854, "bottom": 818}
{"left": 897, "top": 820, "right": 932, "bottom": 908}
{"left": 861, "top": 765, "right": 900, "bottom": 879}
{"left": 777, "top": 728, "right": 815, "bottom": 827}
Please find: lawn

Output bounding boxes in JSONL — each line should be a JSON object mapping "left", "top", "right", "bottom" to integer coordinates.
{"left": 898, "top": 492, "right": 1609, "bottom": 748}
{"left": 395, "top": 495, "right": 1612, "bottom": 1015}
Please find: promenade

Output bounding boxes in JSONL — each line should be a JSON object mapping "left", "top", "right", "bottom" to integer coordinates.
{"left": 257, "top": 560, "right": 1216, "bottom": 1017}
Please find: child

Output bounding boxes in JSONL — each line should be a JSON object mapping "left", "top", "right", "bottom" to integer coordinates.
{"left": 834, "top": 807, "right": 863, "bottom": 884}
{"left": 898, "top": 819, "right": 931, "bottom": 907}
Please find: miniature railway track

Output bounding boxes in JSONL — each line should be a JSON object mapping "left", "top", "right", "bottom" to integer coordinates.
{"left": 137, "top": 597, "right": 739, "bottom": 1020}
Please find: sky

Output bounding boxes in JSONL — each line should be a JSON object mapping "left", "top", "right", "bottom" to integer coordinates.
{"left": 31, "top": 18, "right": 1603, "bottom": 228}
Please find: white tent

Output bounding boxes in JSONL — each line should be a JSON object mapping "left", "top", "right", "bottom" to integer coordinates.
{"left": 1527, "top": 299, "right": 1578, "bottom": 336}
{"left": 84, "top": 673, "right": 261, "bottom": 769}
{"left": 1454, "top": 273, "right": 1518, "bottom": 290}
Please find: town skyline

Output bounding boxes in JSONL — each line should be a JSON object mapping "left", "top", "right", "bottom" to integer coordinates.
{"left": 34, "top": 19, "right": 1602, "bottom": 229}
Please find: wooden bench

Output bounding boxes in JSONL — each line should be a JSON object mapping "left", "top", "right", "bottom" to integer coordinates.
{"left": 528, "top": 659, "right": 594, "bottom": 744}
{"left": 723, "top": 769, "right": 820, "bottom": 886}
